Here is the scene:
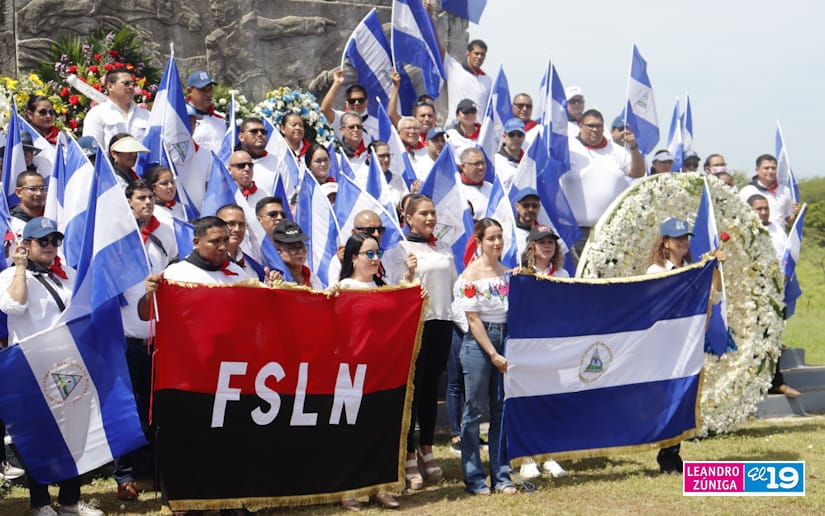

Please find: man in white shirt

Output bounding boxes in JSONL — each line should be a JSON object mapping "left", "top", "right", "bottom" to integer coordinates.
{"left": 565, "top": 86, "right": 585, "bottom": 137}
{"left": 236, "top": 117, "right": 279, "bottom": 195}
{"left": 738, "top": 154, "right": 800, "bottom": 231}
{"left": 458, "top": 147, "right": 492, "bottom": 220}
{"left": 412, "top": 127, "right": 446, "bottom": 181}
{"left": 747, "top": 194, "right": 786, "bottom": 261}
{"left": 186, "top": 70, "right": 226, "bottom": 153}
{"left": 494, "top": 118, "right": 526, "bottom": 191}
{"left": 82, "top": 70, "right": 150, "bottom": 152}
{"left": 217, "top": 204, "right": 262, "bottom": 280}
{"left": 441, "top": 40, "right": 492, "bottom": 126}
{"left": 320, "top": 70, "right": 378, "bottom": 142}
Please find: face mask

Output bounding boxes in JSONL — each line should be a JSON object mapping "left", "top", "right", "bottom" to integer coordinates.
{"left": 709, "top": 165, "right": 727, "bottom": 174}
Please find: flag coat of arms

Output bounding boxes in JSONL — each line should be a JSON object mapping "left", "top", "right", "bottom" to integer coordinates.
{"left": 152, "top": 281, "right": 426, "bottom": 511}
{"left": 504, "top": 262, "right": 715, "bottom": 464}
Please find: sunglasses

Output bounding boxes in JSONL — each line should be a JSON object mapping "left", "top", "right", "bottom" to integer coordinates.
{"left": 345, "top": 124, "right": 363, "bottom": 130}
{"left": 266, "top": 210, "right": 288, "bottom": 219}
{"left": 229, "top": 162, "right": 254, "bottom": 169}
{"left": 36, "top": 108, "right": 56, "bottom": 116}
{"left": 359, "top": 250, "right": 384, "bottom": 260}
{"left": 246, "top": 128, "right": 267, "bottom": 135}
{"left": 513, "top": 103, "right": 532, "bottom": 109}
{"left": 355, "top": 226, "right": 386, "bottom": 235}
{"left": 33, "top": 236, "right": 63, "bottom": 247}
{"left": 507, "top": 131, "right": 524, "bottom": 138}
{"left": 346, "top": 97, "right": 367, "bottom": 105}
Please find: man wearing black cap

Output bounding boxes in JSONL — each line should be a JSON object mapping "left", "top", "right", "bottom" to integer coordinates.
{"left": 271, "top": 220, "right": 312, "bottom": 287}
{"left": 446, "top": 99, "right": 480, "bottom": 158}
{"left": 186, "top": 70, "right": 226, "bottom": 153}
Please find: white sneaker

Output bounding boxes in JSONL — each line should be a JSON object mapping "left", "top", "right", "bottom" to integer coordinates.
{"left": 58, "top": 501, "right": 104, "bottom": 516}
{"left": 542, "top": 460, "right": 569, "bottom": 477}
{"left": 32, "top": 506, "right": 58, "bottom": 516}
{"left": 519, "top": 458, "right": 541, "bottom": 479}
{"left": 1, "top": 460, "right": 25, "bottom": 480}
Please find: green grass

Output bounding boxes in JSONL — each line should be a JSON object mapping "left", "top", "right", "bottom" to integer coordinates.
{"left": 784, "top": 246, "right": 825, "bottom": 365}
{"left": 2, "top": 416, "right": 825, "bottom": 515}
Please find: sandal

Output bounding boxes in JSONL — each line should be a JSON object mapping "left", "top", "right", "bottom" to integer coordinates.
{"left": 417, "top": 450, "right": 444, "bottom": 482}
{"left": 405, "top": 459, "right": 424, "bottom": 490}
{"left": 496, "top": 485, "right": 518, "bottom": 495}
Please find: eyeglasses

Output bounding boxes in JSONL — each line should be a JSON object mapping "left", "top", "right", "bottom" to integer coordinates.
{"left": 582, "top": 123, "right": 603, "bottom": 129}
{"left": 376, "top": 153, "right": 392, "bottom": 160}
{"left": 229, "top": 162, "right": 254, "bottom": 169}
{"left": 415, "top": 100, "right": 435, "bottom": 108}
{"left": 513, "top": 103, "right": 532, "bottom": 109}
{"left": 279, "top": 244, "right": 306, "bottom": 255}
{"left": 36, "top": 108, "right": 56, "bottom": 116}
{"left": 246, "top": 128, "right": 267, "bottom": 135}
{"left": 265, "top": 210, "right": 288, "bottom": 219}
{"left": 34, "top": 236, "right": 63, "bottom": 247}
{"left": 507, "top": 131, "right": 524, "bottom": 138}
{"left": 355, "top": 226, "right": 386, "bottom": 235}
{"left": 345, "top": 124, "right": 363, "bottom": 130}
{"left": 519, "top": 202, "right": 540, "bottom": 209}
{"left": 21, "top": 186, "right": 47, "bottom": 193}
{"left": 346, "top": 97, "right": 367, "bottom": 105}
{"left": 463, "top": 160, "right": 485, "bottom": 168}
{"left": 359, "top": 250, "right": 384, "bottom": 260}
{"left": 568, "top": 98, "right": 584, "bottom": 104}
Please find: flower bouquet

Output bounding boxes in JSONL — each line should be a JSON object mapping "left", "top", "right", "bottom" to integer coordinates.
{"left": 252, "top": 86, "right": 334, "bottom": 145}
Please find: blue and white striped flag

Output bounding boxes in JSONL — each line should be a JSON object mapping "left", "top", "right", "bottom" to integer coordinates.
{"left": 544, "top": 63, "right": 570, "bottom": 172}
{"left": 2, "top": 98, "right": 27, "bottom": 207}
{"left": 682, "top": 94, "right": 693, "bottom": 152}
{"left": 484, "top": 174, "right": 517, "bottom": 268}
{"left": 56, "top": 140, "right": 104, "bottom": 269}
{"left": 334, "top": 172, "right": 405, "bottom": 253}
{"left": 504, "top": 262, "right": 715, "bottom": 462}
{"left": 391, "top": 0, "right": 445, "bottom": 98}
{"left": 776, "top": 122, "right": 799, "bottom": 203}
{"left": 217, "top": 93, "right": 237, "bottom": 166}
{"left": 782, "top": 203, "right": 806, "bottom": 319}
{"left": 295, "top": 172, "right": 341, "bottom": 288}
{"left": 666, "top": 98, "right": 684, "bottom": 171}
{"left": 689, "top": 178, "right": 729, "bottom": 356}
{"left": 419, "top": 145, "right": 474, "bottom": 273}
{"left": 375, "top": 99, "right": 414, "bottom": 188}
{"left": 625, "top": 45, "right": 659, "bottom": 155}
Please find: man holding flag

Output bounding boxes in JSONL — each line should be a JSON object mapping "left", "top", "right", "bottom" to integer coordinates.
{"left": 320, "top": 71, "right": 378, "bottom": 142}
{"left": 186, "top": 70, "right": 226, "bottom": 153}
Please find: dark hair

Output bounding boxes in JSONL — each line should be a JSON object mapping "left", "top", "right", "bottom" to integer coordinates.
{"left": 703, "top": 153, "right": 724, "bottom": 170}
{"left": 580, "top": 109, "right": 603, "bottom": 122}
{"left": 403, "top": 194, "right": 434, "bottom": 219}
{"left": 125, "top": 179, "right": 152, "bottom": 199}
{"left": 16, "top": 170, "right": 44, "bottom": 188}
{"left": 255, "top": 195, "right": 284, "bottom": 215}
{"left": 756, "top": 154, "right": 777, "bottom": 167}
{"left": 104, "top": 70, "right": 131, "bottom": 86}
{"left": 280, "top": 112, "right": 303, "bottom": 128}
{"left": 472, "top": 217, "right": 502, "bottom": 242}
{"left": 413, "top": 102, "right": 435, "bottom": 117}
{"left": 239, "top": 117, "right": 265, "bottom": 132}
{"left": 25, "top": 96, "right": 52, "bottom": 113}
{"left": 747, "top": 193, "right": 768, "bottom": 206}
{"left": 368, "top": 140, "right": 389, "bottom": 153}
{"left": 467, "top": 39, "right": 488, "bottom": 52}
{"left": 191, "top": 216, "right": 227, "bottom": 237}
{"left": 305, "top": 143, "right": 330, "bottom": 169}
{"left": 339, "top": 233, "right": 385, "bottom": 285}
{"left": 345, "top": 84, "right": 367, "bottom": 98}
{"left": 143, "top": 165, "right": 172, "bottom": 188}
{"left": 216, "top": 203, "right": 244, "bottom": 219}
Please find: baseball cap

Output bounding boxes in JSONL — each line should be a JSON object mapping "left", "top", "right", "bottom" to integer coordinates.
{"left": 20, "top": 132, "right": 40, "bottom": 154}
{"left": 565, "top": 86, "right": 584, "bottom": 100}
{"left": 684, "top": 150, "right": 700, "bottom": 161}
{"left": 504, "top": 118, "right": 525, "bottom": 134}
{"left": 426, "top": 127, "right": 446, "bottom": 140}
{"left": 110, "top": 136, "right": 150, "bottom": 154}
{"left": 527, "top": 225, "right": 559, "bottom": 242}
{"left": 660, "top": 218, "right": 693, "bottom": 238}
{"left": 514, "top": 187, "right": 540, "bottom": 202}
{"left": 23, "top": 217, "right": 62, "bottom": 240}
{"left": 186, "top": 70, "right": 216, "bottom": 89}
{"left": 77, "top": 136, "right": 99, "bottom": 158}
{"left": 271, "top": 220, "right": 309, "bottom": 243}
{"left": 456, "top": 99, "right": 477, "bottom": 114}
{"left": 611, "top": 116, "right": 627, "bottom": 129}
{"left": 653, "top": 150, "right": 674, "bottom": 162}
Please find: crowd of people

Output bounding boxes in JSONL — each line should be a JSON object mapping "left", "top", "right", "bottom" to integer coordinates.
{"left": 0, "top": 4, "right": 804, "bottom": 514}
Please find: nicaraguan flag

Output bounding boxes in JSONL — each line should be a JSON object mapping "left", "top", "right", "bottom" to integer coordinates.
{"left": 477, "top": 66, "right": 511, "bottom": 158}
{"left": 295, "top": 172, "right": 341, "bottom": 288}
{"left": 58, "top": 145, "right": 107, "bottom": 269}
{"left": 477, "top": 93, "right": 500, "bottom": 169}
{"left": 344, "top": 9, "right": 417, "bottom": 117}
{"left": 43, "top": 135, "right": 66, "bottom": 225}
{"left": 682, "top": 94, "right": 693, "bottom": 152}
{"left": 782, "top": 203, "right": 806, "bottom": 318}
{"left": 689, "top": 178, "right": 729, "bottom": 356}
{"left": 2, "top": 98, "right": 27, "bottom": 207}
{"left": 19, "top": 115, "right": 58, "bottom": 179}
{"left": 504, "top": 262, "right": 715, "bottom": 462}
{"left": 776, "top": 122, "right": 799, "bottom": 203}
{"left": 365, "top": 148, "right": 402, "bottom": 218}
{"left": 484, "top": 175, "right": 517, "bottom": 267}
{"left": 391, "top": 0, "right": 445, "bottom": 98}
{"left": 625, "top": 45, "right": 659, "bottom": 155}
{"left": 217, "top": 93, "right": 237, "bottom": 166}
{"left": 335, "top": 172, "right": 404, "bottom": 253}
{"left": 666, "top": 99, "right": 684, "bottom": 171}
{"left": 544, "top": 63, "right": 570, "bottom": 172}
{"left": 419, "top": 145, "right": 474, "bottom": 273}
{"left": 441, "top": 0, "right": 487, "bottom": 23}
{"left": 375, "top": 99, "right": 414, "bottom": 188}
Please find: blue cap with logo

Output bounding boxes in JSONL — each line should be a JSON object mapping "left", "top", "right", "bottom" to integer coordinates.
{"left": 660, "top": 218, "right": 693, "bottom": 238}
{"left": 426, "top": 127, "right": 446, "bottom": 140}
{"left": 186, "top": 70, "right": 216, "bottom": 89}
{"left": 504, "top": 118, "right": 525, "bottom": 134}
{"left": 23, "top": 217, "right": 62, "bottom": 240}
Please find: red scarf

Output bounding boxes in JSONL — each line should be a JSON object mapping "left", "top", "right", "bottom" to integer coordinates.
{"left": 163, "top": 200, "right": 176, "bottom": 209}
{"left": 43, "top": 126, "right": 60, "bottom": 144}
{"left": 351, "top": 139, "right": 367, "bottom": 157}
{"left": 461, "top": 172, "right": 484, "bottom": 186}
{"left": 765, "top": 182, "right": 778, "bottom": 195}
{"left": 128, "top": 168, "right": 139, "bottom": 181}
{"left": 219, "top": 260, "right": 239, "bottom": 276}
{"left": 523, "top": 120, "right": 538, "bottom": 132}
{"left": 206, "top": 105, "right": 224, "bottom": 119}
{"left": 292, "top": 138, "right": 311, "bottom": 157}
{"left": 418, "top": 133, "right": 427, "bottom": 146}
{"left": 140, "top": 216, "right": 160, "bottom": 243}
{"left": 242, "top": 182, "right": 258, "bottom": 198}
{"left": 469, "top": 68, "right": 485, "bottom": 76}
{"left": 460, "top": 123, "right": 481, "bottom": 140}
{"left": 582, "top": 136, "right": 609, "bottom": 150}
{"left": 50, "top": 256, "right": 68, "bottom": 280}
{"left": 406, "top": 139, "right": 426, "bottom": 152}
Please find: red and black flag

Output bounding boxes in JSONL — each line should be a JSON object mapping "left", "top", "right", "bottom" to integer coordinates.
{"left": 152, "top": 281, "right": 425, "bottom": 511}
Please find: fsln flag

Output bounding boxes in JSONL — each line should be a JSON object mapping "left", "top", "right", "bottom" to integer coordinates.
{"left": 391, "top": 0, "right": 445, "bottom": 98}
{"left": 666, "top": 98, "right": 684, "bottom": 172}
{"left": 418, "top": 145, "right": 474, "bottom": 273}
{"left": 441, "top": 0, "right": 487, "bottom": 23}
{"left": 782, "top": 203, "right": 806, "bottom": 319}
{"left": 295, "top": 172, "right": 341, "bottom": 288}
{"left": 776, "top": 122, "right": 799, "bottom": 203}
{"left": 625, "top": 45, "right": 659, "bottom": 155}
{"left": 343, "top": 8, "right": 417, "bottom": 117}
{"left": 217, "top": 93, "right": 237, "bottom": 166}
{"left": 504, "top": 262, "right": 715, "bottom": 462}
{"left": 688, "top": 178, "right": 729, "bottom": 357}
{"left": 484, "top": 174, "right": 518, "bottom": 268}
{"left": 682, "top": 94, "right": 694, "bottom": 152}
{"left": 2, "top": 98, "right": 27, "bottom": 207}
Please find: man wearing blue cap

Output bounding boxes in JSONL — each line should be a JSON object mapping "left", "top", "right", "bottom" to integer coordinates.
{"left": 495, "top": 118, "right": 526, "bottom": 190}
{"left": 412, "top": 127, "right": 446, "bottom": 181}
{"left": 513, "top": 187, "right": 541, "bottom": 256}
{"left": 186, "top": 70, "right": 226, "bottom": 153}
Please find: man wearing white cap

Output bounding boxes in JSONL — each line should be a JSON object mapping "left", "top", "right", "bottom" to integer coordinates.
{"left": 82, "top": 70, "right": 150, "bottom": 153}
{"left": 186, "top": 70, "right": 226, "bottom": 153}
{"left": 565, "top": 86, "right": 585, "bottom": 137}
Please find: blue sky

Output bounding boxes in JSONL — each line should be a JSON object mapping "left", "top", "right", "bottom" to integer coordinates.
{"left": 467, "top": 0, "right": 824, "bottom": 179}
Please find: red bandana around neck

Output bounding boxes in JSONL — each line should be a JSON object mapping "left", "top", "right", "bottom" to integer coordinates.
{"left": 406, "top": 139, "right": 426, "bottom": 151}
{"left": 50, "top": 256, "right": 68, "bottom": 280}
{"left": 582, "top": 136, "right": 609, "bottom": 150}
{"left": 523, "top": 120, "right": 538, "bottom": 132}
{"left": 293, "top": 138, "right": 311, "bottom": 157}
{"left": 163, "top": 199, "right": 176, "bottom": 209}
{"left": 140, "top": 216, "right": 161, "bottom": 243}
{"left": 242, "top": 182, "right": 258, "bottom": 198}
{"left": 44, "top": 125, "right": 60, "bottom": 144}
{"left": 352, "top": 139, "right": 367, "bottom": 157}
{"left": 470, "top": 68, "right": 485, "bottom": 76}
{"left": 461, "top": 172, "right": 484, "bottom": 187}
{"left": 463, "top": 122, "right": 481, "bottom": 140}
{"left": 219, "top": 260, "right": 239, "bottom": 276}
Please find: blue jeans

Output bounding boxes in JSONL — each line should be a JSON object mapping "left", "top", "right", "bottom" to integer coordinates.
{"left": 460, "top": 322, "right": 512, "bottom": 493}
{"left": 446, "top": 324, "right": 465, "bottom": 437}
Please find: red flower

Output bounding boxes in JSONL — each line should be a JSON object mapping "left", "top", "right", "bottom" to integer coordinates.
{"left": 720, "top": 232, "right": 730, "bottom": 242}
{"left": 463, "top": 283, "right": 477, "bottom": 298}
{"left": 60, "top": 87, "right": 70, "bottom": 97}
{"left": 68, "top": 95, "right": 79, "bottom": 106}
{"left": 104, "top": 63, "right": 114, "bottom": 72}
{"left": 88, "top": 65, "right": 98, "bottom": 74}
{"left": 67, "top": 65, "right": 77, "bottom": 74}
{"left": 113, "top": 62, "right": 124, "bottom": 69}
{"left": 109, "top": 50, "right": 119, "bottom": 58}
{"left": 78, "top": 77, "right": 87, "bottom": 83}
{"left": 94, "top": 53, "right": 102, "bottom": 61}
{"left": 92, "top": 84, "right": 102, "bottom": 91}
{"left": 126, "top": 63, "right": 134, "bottom": 71}
{"left": 68, "top": 118, "right": 78, "bottom": 130}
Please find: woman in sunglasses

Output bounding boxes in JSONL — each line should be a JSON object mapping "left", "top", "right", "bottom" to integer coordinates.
{"left": 143, "top": 165, "right": 185, "bottom": 221}
{"left": 25, "top": 96, "right": 59, "bottom": 145}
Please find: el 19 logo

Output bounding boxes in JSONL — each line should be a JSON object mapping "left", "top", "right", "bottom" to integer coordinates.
{"left": 743, "top": 462, "right": 804, "bottom": 494}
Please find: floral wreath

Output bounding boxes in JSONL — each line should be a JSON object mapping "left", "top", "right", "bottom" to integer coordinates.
{"left": 578, "top": 173, "right": 785, "bottom": 435}
{"left": 252, "top": 86, "right": 335, "bottom": 146}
